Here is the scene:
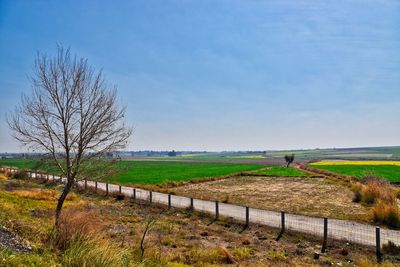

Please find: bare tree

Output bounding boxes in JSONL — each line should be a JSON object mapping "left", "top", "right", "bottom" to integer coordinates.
{"left": 284, "top": 154, "right": 295, "bottom": 168}
{"left": 7, "top": 46, "right": 132, "bottom": 227}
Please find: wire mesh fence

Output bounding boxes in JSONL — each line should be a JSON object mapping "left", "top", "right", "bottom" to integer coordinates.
{"left": 2, "top": 166, "right": 400, "bottom": 259}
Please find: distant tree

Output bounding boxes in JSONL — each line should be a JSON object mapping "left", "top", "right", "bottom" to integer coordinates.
{"left": 168, "top": 150, "right": 177, "bottom": 157}
{"left": 284, "top": 154, "right": 295, "bottom": 168}
{"left": 7, "top": 46, "right": 132, "bottom": 227}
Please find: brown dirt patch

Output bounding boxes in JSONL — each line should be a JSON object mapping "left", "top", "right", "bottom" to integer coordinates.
{"left": 171, "top": 176, "right": 369, "bottom": 222}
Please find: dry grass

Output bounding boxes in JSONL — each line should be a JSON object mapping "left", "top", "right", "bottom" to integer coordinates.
{"left": 351, "top": 177, "right": 400, "bottom": 228}
{"left": 53, "top": 209, "right": 103, "bottom": 249}
{"left": 172, "top": 176, "right": 369, "bottom": 221}
{"left": 11, "top": 189, "right": 78, "bottom": 201}
{"left": 370, "top": 201, "right": 400, "bottom": 228}
{"left": 356, "top": 257, "right": 398, "bottom": 267}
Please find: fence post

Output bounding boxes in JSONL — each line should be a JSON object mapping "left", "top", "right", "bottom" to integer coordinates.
{"left": 53, "top": 174, "right": 55, "bottom": 182}
{"left": 95, "top": 181, "right": 98, "bottom": 192}
{"left": 84, "top": 178, "right": 88, "bottom": 191}
{"left": 190, "top": 198, "right": 194, "bottom": 210}
{"left": 133, "top": 188, "right": 136, "bottom": 200}
{"left": 215, "top": 201, "right": 219, "bottom": 220}
{"left": 376, "top": 226, "right": 382, "bottom": 263}
{"left": 168, "top": 194, "right": 171, "bottom": 209}
{"left": 106, "top": 183, "right": 109, "bottom": 196}
{"left": 321, "top": 218, "right": 328, "bottom": 253}
{"left": 245, "top": 206, "right": 250, "bottom": 227}
{"left": 119, "top": 185, "right": 122, "bottom": 194}
{"left": 149, "top": 191, "right": 153, "bottom": 203}
{"left": 281, "top": 211, "right": 285, "bottom": 233}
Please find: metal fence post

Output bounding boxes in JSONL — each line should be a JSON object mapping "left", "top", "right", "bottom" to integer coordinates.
{"left": 215, "top": 201, "right": 219, "bottom": 220}
{"left": 321, "top": 218, "right": 328, "bottom": 253}
{"left": 245, "top": 207, "right": 250, "bottom": 227}
{"left": 190, "top": 198, "right": 194, "bottom": 210}
{"left": 281, "top": 211, "right": 285, "bottom": 233}
{"left": 133, "top": 188, "right": 136, "bottom": 200}
{"left": 149, "top": 191, "right": 153, "bottom": 203}
{"left": 376, "top": 226, "right": 382, "bottom": 263}
{"left": 95, "top": 181, "right": 98, "bottom": 192}
{"left": 168, "top": 194, "right": 171, "bottom": 209}
{"left": 119, "top": 185, "right": 122, "bottom": 194}
{"left": 106, "top": 183, "right": 109, "bottom": 196}
{"left": 84, "top": 178, "right": 88, "bottom": 191}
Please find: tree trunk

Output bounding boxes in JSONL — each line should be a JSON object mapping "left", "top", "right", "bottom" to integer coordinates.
{"left": 55, "top": 178, "right": 73, "bottom": 227}
{"left": 286, "top": 162, "right": 290, "bottom": 168}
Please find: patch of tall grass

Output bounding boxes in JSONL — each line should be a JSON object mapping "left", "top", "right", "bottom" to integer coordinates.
{"left": 11, "top": 189, "right": 78, "bottom": 201}
{"left": 50, "top": 209, "right": 130, "bottom": 266}
{"left": 351, "top": 176, "right": 400, "bottom": 228}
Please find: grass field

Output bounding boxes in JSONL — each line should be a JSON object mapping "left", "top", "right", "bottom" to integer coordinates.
{"left": 112, "top": 161, "right": 266, "bottom": 184}
{"left": 247, "top": 166, "right": 309, "bottom": 177}
{"left": 0, "top": 159, "right": 266, "bottom": 185}
{"left": 310, "top": 161, "right": 400, "bottom": 182}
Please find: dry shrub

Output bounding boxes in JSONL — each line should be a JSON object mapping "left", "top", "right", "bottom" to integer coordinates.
{"left": 370, "top": 201, "right": 400, "bottom": 229}
{"left": 53, "top": 209, "right": 103, "bottom": 250}
{"left": 352, "top": 177, "right": 396, "bottom": 206}
{"left": 363, "top": 179, "right": 395, "bottom": 205}
{"left": 0, "top": 173, "right": 8, "bottom": 180}
{"left": 11, "top": 189, "right": 78, "bottom": 201}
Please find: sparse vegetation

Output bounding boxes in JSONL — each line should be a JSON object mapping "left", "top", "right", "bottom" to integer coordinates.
{"left": 1, "top": 174, "right": 398, "bottom": 266}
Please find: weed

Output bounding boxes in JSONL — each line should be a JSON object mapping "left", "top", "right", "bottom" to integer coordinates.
{"left": 268, "top": 249, "right": 288, "bottom": 262}
{"left": 232, "top": 247, "right": 251, "bottom": 260}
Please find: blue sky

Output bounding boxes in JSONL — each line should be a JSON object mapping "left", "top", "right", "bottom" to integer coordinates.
{"left": 0, "top": 0, "right": 399, "bottom": 152}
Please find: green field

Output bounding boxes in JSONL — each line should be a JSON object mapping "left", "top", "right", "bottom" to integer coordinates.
{"left": 112, "top": 161, "right": 267, "bottom": 184}
{"left": 310, "top": 162, "right": 400, "bottom": 182}
{"left": 248, "top": 166, "right": 309, "bottom": 177}
{"left": 0, "top": 159, "right": 267, "bottom": 185}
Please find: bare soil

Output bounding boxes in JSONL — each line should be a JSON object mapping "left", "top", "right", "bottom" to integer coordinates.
{"left": 171, "top": 176, "right": 369, "bottom": 222}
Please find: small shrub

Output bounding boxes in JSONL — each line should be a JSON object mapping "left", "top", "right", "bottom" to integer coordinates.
{"left": 353, "top": 191, "right": 362, "bottom": 203}
{"left": 358, "top": 177, "right": 396, "bottom": 205}
{"left": 371, "top": 201, "right": 400, "bottom": 229}
{"left": 363, "top": 182, "right": 382, "bottom": 205}
{"left": 115, "top": 194, "right": 125, "bottom": 201}
{"left": 222, "top": 195, "right": 229, "bottom": 203}
{"left": 382, "top": 240, "right": 400, "bottom": 255}
{"left": 13, "top": 171, "right": 28, "bottom": 180}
